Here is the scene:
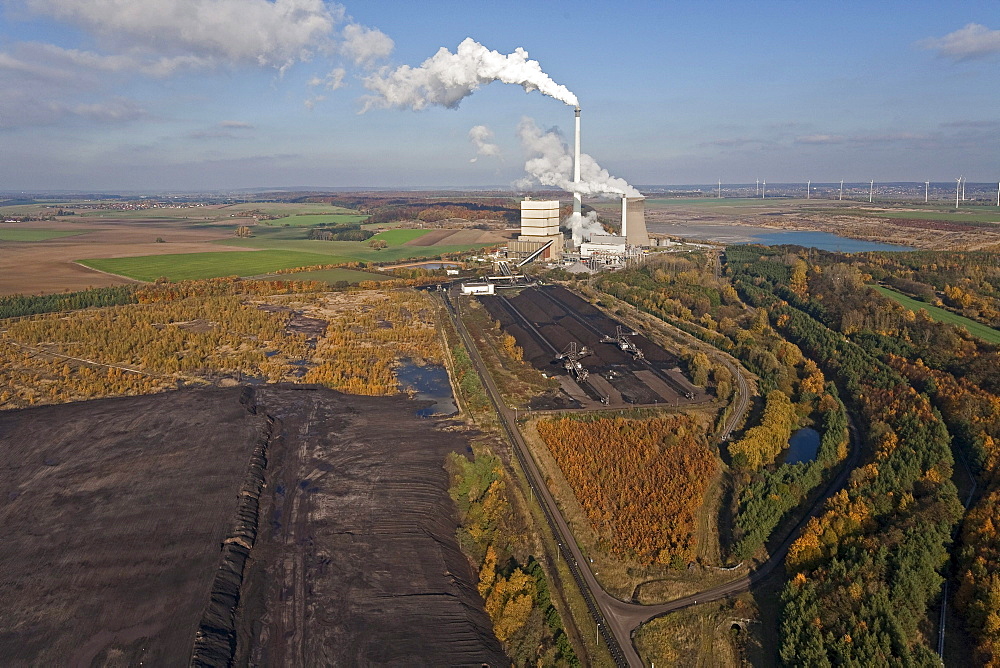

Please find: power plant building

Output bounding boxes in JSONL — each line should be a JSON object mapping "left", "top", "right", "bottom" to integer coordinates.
{"left": 517, "top": 198, "right": 562, "bottom": 261}
{"left": 621, "top": 196, "right": 650, "bottom": 247}
{"left": 520, "top": 199, "right": 560, "bottom": 237}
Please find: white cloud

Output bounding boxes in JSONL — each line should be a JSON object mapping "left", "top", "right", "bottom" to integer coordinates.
{"left": 918, "top": 23, "right": 1000, "bottom": 60}
{"left": 468, "top": 124, "right": 500, "bottom": 162}
{"left": 220, "top": 120, "right": 254, "bottom": 129}
{"left": 308, "top": 67, "right": 347, "bottom": 90}
{"left": 340, "top": 23, "right": 394, "bottom": 66}
{"left": 24, "top": 0, "right": 343, "bottom": 70}
{"left": 795, "top": 134, "right": 845, "bottom": 145}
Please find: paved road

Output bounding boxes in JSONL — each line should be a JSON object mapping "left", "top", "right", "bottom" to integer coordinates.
{"left": 443, "top": 288, "right": 860, "bottom": 667}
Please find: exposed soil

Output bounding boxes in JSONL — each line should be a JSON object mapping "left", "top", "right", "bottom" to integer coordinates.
{"left": 0, "top": 219, "right": 246, "bottom": 295}
{"left": 0, "top": 387, "right": 262, "bottom": 666}
{"left": 405, "top": 229, "right": 508, "bottom": 246}
{"left": 240, "top": 386, "right": 505, "bottom": 666}
{"left": 0, "top": 386, "right": 505, "bottom": 666}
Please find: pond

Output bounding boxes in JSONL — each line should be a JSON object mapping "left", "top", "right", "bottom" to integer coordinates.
{"left": 396, "top": 361, "right": 457, "bottom": 417}
{"left": 745, "top": 230, "right": 915, "bottom": 252}
{"left": 647, "top": 222, "right": 915, "bottom": 252}
{"left": 783, "top": 427, "right": 821, "bottom": 464}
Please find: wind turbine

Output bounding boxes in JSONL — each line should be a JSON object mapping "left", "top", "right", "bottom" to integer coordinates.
{"left": 762, "top": 180, "right": 766, "bottom": 199}
{"left": 718, "top": 180, "right": 722, "bottom": 199}
{"left": 925, "top": 181, "right": 929, "bottom": 204}
{"left": 756, "top": 178, "right": 760, "bottom": 197}
{"left": 807, "top": 180, "right": 811, "bottom": 199}
{"left": 869, "top": 180, "right": 874, "bottom": 203}
{"left": 839, "top": 180, "right": 844, "bottom": 201}
{"left": 956, "top": 177, "right": 961, "bottom": 208}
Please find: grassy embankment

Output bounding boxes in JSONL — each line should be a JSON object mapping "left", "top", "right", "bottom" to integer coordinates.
{"left": 872, "top": 285, "right": 1000, "bottom": 345}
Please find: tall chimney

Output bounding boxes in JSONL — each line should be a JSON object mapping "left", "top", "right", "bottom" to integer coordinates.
{"left": 573, "top": 106, "right": 581, "bottom": 217}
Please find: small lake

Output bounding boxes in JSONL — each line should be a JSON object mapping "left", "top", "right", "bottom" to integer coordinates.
{"left": 396, "top": 361, "right": 457, "bottom": 417}
{"left": 746, "top": 230, "right": 915, "bottom": 252}
{"left": 783, "top": 427, "right": 821, "bottom": 464}
{"left": 648, "top": 222, "right": 915, "bottom": 252}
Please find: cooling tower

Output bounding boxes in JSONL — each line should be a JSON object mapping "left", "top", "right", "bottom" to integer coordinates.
{"left": 621, "top": 196, "right": 650, "bottom": 246}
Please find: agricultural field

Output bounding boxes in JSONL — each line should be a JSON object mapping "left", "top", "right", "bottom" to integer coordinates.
{"left": 77, "top": 249, "right": 337, "bottom": 282}
{"left": 872, "top": 285, "right": 1000, "bottom": 345}
{"left": 369, "top": 228, "right": 431, "bottom": 244}
{"left": 0, "top": 228, "right": 89, "bottom": 241}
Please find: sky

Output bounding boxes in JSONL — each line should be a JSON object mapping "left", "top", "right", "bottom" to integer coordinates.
{"left": 1, "top": 0, "right": 998, "bottom": 192}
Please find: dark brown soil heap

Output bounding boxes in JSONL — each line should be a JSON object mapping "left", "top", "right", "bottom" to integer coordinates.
{"left": 0, "top": 386, "right": 505, "bottom": 666}
{"left": 0, "top": 388, "right": 261, "bottom": 665}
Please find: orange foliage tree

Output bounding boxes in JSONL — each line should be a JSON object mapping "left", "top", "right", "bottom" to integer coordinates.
{"left": 536, "top": 415, "right": 716, "bottom": 565}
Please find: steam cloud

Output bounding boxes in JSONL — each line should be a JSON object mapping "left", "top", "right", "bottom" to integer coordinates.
{"left": 361, "top": 38, "right": 578, "bottom": 111}
{"left": 468, "top": 125, "right": 500, "bottom": 162}
{"left": 563, "top": 211, "right": 605, "bottom": 246}
{"left": 516, "top": 117, "right": 641, "bottom": 245}
{"left": 517, "top": 117, "right": 641, "bottom": 198}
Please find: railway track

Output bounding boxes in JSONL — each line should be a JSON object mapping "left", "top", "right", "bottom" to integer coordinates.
{"left": 531, "top": 286, "right": 698, "bottom": 400}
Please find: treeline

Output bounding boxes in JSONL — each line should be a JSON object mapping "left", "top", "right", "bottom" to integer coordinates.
{"left": 726, "top": 244, "right": 964, "bottom": 664}
{"left": 307, "top": 223, "right": 374, "bottom": 241}
{"left": 728, "top": 390, "right": 796, "bottom": 469}
{"left": 592, "top": 253, "right": 846, "bottom": 567}
{"left": 536, "top": 415, "right": 716, "bottom": 565}
{"left": 0, "top": 285, "right": 138, "bottom": 319}
{"left": 887, "top": 355, "right": 1000, "bottom": 664}
{"left": 447, "top": 452, "right": 579, "bottom": 666}
{"left": 366, "top": 200, "right": 518, "bottom": 225}
{"left": 818, "top": 249, "right": 1000, "bottom": 329}
{"left": 732, "top": 386, "right": 848, "bottom": 560}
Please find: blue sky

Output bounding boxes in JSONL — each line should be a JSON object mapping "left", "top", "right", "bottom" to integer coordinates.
{"left": 1, "top": 0, "right": 998, "bottom": 192}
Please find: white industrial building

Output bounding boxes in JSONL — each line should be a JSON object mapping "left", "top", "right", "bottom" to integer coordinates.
{"left": 580, "top": 234, "right": 627, "bottom": 258}
{"left": 516, "top": 198, "right": 563, "bottom": 261}
{"left": 461, "top": 282, "right": 495, "bottom": 295}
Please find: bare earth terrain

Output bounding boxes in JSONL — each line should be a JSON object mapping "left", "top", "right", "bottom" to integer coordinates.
{"left": 0, "top": 385, "right": 505, "bottom": 666}
{"left": 0, "top": 219, "right": 247, "bottom": 295}
{"left": 0, "top": 387, "right": 261, "bottom": 665}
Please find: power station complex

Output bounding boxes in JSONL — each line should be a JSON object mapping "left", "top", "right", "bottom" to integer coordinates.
{"left": 503, "top": 106, "right": 652, "bottom": 271}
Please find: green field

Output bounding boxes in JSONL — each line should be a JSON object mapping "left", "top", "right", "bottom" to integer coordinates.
{"left": 872, "top": 285, "right": 1000, "bottom": 345}
{"left": 260, "top": 213, "right": 369, "bottom": 227}
{"left": 0, "top": 228, "right": 88, "bottom": 241}
{"left": 78, "top": 249, "right": 338, "bottom": 282}
{"left": 370, "top": 229, "right": 430, "bottom": 244}
{"left": 259, "top": 267, "right": 390, "bottom": 285}
{"left": 219, "top": 202, "right": 358, "bottom": 217}
{"left": 213, "top": 233, "right": 494, "bottom": 263}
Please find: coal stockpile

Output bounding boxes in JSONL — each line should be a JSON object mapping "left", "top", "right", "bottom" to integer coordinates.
{"left": 0, "top": 388, "right": 262, "bottom": 666}
{"left": 1, "top": 387, "right": 504, "bottom": 666}
{"left": 237, "top": 386, "right": 505, "bottom": 666}
{"left": 480, "top": 285, "right": 699, "bottom": 406}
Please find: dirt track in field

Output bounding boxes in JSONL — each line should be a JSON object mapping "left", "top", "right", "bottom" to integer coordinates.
{"left": 0, "top": 385, "right": 504, "bottom": 666}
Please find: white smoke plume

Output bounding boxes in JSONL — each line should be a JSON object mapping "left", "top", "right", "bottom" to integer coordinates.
{"left": 517, "top": 117, "right": 642, "bottom": 198}
{"left": 468, "top": 125, "right": 501, "bottom": 162}
{"left": 361, "top": 38, "right": 578, "bottom": 111}
{"left": 564, "top": 211, "right": 605, "bottom": 246}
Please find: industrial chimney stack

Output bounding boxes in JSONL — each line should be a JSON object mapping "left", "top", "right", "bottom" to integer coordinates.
{"left": 573, "top": 106, "right": 582, "bottom": 217}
